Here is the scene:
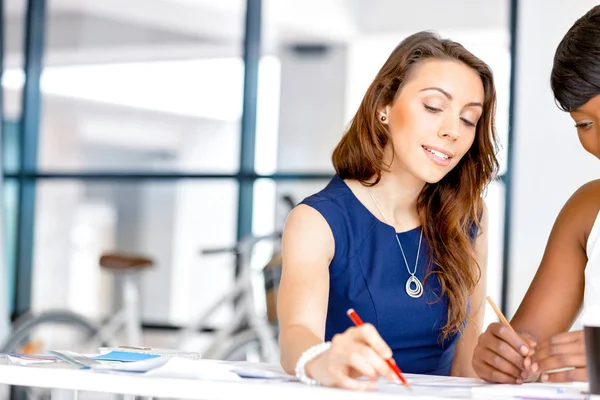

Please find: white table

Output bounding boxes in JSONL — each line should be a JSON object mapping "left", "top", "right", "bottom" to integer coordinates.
{"left": 0, "top": 362, "right": 443, "bottom": 400}
{"left": 0, "top": 361, "right": 593, "bottom": 400}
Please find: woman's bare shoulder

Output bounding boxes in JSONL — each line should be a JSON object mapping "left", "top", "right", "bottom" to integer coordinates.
{"left": 561, "top": 179, "right": 600, "bottom": 241}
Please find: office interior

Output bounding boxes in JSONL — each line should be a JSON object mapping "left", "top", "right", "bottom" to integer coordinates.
{"left": 0, "top": 0, "right": 596, "bottom": 370}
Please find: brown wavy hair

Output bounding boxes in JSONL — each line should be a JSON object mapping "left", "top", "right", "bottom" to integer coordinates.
{"left": 332, "top": 31, "right": 499, "bottom": 338}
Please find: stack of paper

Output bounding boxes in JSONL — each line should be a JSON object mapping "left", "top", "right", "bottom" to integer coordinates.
{"left": 44, "top": 349, "right": 292, "bottom": 381}
{"left": 472, "top": 382, "right": 590, "bottom": 399}
{"left": 90, "top": 355, "right": 291, "bottom": 381}
{"left": 377, "top": 374, "right": 487, "bottom": 398}
{"left": 97, "top": 346, "right": 203, "bottom": 360}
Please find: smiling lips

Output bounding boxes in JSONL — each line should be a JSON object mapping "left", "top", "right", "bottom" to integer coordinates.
{"left": 422, "top": 145, "right": 454, "bottom": 167}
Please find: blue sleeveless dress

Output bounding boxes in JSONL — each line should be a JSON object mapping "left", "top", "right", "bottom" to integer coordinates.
{"left": 301, "top": 175, "right": 465, "bottom": 376}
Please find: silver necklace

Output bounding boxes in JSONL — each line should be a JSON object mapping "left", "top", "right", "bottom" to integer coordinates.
{"left": 368, "top": 190, "right": 424, "bottom": 298}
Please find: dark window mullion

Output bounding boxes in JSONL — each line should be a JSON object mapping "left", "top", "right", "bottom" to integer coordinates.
{"left": 236, "top": 0, "right": 262, "bottom": 243}
{"left": 14, "top": 0, "right": 46, "bottom": 319}
{"left": 501, "top": 0, "right": 519, "bottom": 314}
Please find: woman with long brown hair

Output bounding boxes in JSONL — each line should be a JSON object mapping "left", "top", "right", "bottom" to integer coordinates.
{"left": 277, "top": 30, "right": 499, "bottom": 390}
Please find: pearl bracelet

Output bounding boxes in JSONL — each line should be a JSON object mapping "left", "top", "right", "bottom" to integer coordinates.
{"left": 294, "top": 341, "right": 332, "bottom": 385}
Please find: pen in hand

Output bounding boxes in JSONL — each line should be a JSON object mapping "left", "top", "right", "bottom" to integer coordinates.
{"left": 486, "top": 296, "right": 515, "bottom": 333}
{"left": 485, "top": 296, "right": 536, "bottom": 378}
{"left": 346, "top": 308, "right": 412, "bottom": 391}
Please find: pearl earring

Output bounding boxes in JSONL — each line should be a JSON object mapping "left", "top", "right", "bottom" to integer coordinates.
{"left": 381, "top": 115, "right": 386, "bottom": 121}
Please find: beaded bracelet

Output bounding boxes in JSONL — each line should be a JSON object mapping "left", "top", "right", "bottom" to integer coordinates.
{"left": 294, "top": 341, "right": 332, "bottom": 385}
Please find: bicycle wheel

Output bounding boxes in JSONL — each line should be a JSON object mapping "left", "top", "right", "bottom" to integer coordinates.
{"left": 1, "top": 310, "right": 103, "bottom": 354}
{"left": 216, "top": 329, "right": 279, "bottom": 363}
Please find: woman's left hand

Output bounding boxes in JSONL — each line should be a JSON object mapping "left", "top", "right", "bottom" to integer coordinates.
{"left": 532, "top": 330, "right": 587, "bottom": 382}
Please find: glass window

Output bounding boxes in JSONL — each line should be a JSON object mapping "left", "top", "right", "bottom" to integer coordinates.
{"left": 3, "top": 0, "right": 26, "bottom": 120}
{"left": 32, "top": 179, "right": 238, "bottom": 327}
{"left": 4, "top": 1, "right": 514, "bottom": 350}
{"left": 29, "top": 0, "right": 248, "bottom": 172}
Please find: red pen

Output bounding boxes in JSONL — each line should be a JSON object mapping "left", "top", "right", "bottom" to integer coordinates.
{"left": 347, "top": 308, "right": 412, "bottom": 391}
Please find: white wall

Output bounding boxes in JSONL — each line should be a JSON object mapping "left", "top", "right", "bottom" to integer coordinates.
{"left": 507, "top": 0, "right": 600, "bottom": 317}
{"left": 356, "top": 0, "right": 508, "bottom": 34}
{"left": 276, "top": 45, "right": 347, "bottom": 173}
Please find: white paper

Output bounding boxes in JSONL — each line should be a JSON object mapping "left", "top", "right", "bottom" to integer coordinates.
{"left": 88, "top": 356, "right": 291, "bottom": 382}
{"left": 472, "top": 382, "right": 589, "bottom": 399}
{"left": 144, "top": 358, "right": 242, "bottom": 381}
{"left": 371, "top": 374, "right": 486, "bottom": 398}
{"left": 375, "top": 375, "right": 589, "bottom": 399}
{"left": 141, "top": 358, "right": 289, "bottom": 381}
{"left": 6, "top": 355, "right": 56, "bottom": 366}
{"left": 406, "top": 373, "right": 487, "bottom": 387}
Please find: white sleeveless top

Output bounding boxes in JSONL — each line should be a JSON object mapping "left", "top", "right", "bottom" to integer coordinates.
{"left": 583, "top": 209, "right": 600, "bottom": 326}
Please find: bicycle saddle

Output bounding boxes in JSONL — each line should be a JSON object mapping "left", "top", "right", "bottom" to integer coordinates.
{"left": 99, "top": 253, "right": 154, "bottom": 270}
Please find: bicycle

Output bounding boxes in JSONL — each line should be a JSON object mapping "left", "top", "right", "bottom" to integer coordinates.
{"left": 181, "top": 194, "right": 294, "bottom": 361}
{"left": 1, "top": 253, "right": 150, "bottom": 356}
{"left": 1, "top": 232, "right": 284, "bottom": 364}
{"left": 171, "top": 232, "right": 282, "bottom": 363}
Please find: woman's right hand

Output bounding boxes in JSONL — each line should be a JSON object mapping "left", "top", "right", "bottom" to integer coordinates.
{"left": 304, "top": 323, "right": 400, "bottom": 390}
{"left": 472, "top": 322, "right": 538, "bottom": 383}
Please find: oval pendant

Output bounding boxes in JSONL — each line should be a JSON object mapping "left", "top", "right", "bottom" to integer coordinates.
{"left": 405, "top": 275, "right": 423, "bottom": 298}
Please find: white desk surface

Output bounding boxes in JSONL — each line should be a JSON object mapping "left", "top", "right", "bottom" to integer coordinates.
{"left": 0, "top": 360, "right": 593, "bottom": 400}
{"left": 0, "top": 362, "right": 441, "bottom": 400}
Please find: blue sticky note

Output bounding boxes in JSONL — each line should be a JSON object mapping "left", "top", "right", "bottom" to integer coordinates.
{"left": 92, "top": 351, "right": 160, "bottom": 362}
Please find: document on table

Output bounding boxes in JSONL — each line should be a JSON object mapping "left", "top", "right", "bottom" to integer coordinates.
{"left": 376, "top": 374, "right": 590, "bottom": 399}
{"left": 5, "top": 348, "right": 292, "bottom": 382}
{"left": 4, "top": 354, "right": 59, "bottom": 366}
{"left": 377, "top": 374, "right": 486, "bottom": 398}
{"left": 91, "top": 357, "right": 292, "bottom": 381}
{"left": 471, "top": 382, "right": 589, "bottom": 399}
